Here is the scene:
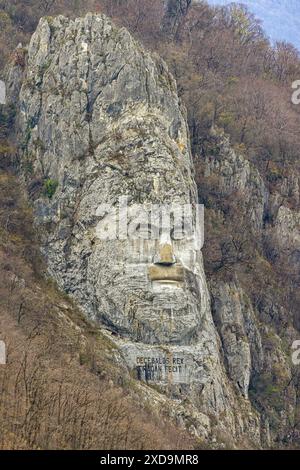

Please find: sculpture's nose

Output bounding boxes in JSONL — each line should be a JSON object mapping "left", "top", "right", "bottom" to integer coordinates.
{"left": 154, "top": 243, "right": 176, "bottom": 266}
{"left": 149, "top": 235, "right": 183, "bottom": 282}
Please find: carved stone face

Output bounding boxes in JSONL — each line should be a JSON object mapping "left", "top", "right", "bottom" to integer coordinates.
{"left": 83, "top": 152, "right": 205, "bottom": 346}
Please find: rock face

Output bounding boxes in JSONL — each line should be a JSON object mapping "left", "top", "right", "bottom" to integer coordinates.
{"left": 162, "top": 0, "right": 192, "bottom": 37}
{"left": 268, "top": 206, "right": 300, "bottom": 274}
{"left": 13, "top": 13, "right": 266, "bottom": 447}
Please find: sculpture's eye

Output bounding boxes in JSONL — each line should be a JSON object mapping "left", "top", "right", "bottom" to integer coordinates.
{"left": 171, "top": 223, "right": 193, "bottom": 240}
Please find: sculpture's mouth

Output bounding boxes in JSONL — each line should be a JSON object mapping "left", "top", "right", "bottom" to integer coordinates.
{"left": 148, "top": 265, "right": 184, "bottom": 283}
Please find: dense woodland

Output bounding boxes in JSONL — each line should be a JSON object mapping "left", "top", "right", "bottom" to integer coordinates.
{"left": 0, "top": 0, "right": 299, "bottom": 449}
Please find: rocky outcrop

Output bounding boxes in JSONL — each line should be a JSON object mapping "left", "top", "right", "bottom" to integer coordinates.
{"left": 266, "top": 205, "right": 300, "bottom": 273}
{"left": 211, "top": 282, "right": 263, "bottom": 399}
{"left": 9, "top": 12, "right": 293, "bottom": 448}
{"left": 204, "top": 133, "right": 268, "bottom": 232}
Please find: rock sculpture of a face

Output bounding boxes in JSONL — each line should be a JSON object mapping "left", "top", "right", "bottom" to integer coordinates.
{"left": 13, "top": 14, "right": 264, "bottom": 444}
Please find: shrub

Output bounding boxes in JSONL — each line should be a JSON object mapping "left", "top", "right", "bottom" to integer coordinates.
{"left": 43, "top": 178, "right": 58, "bottom": 199}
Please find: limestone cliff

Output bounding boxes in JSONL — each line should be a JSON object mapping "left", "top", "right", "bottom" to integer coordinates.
{"left": 8, "top": 13, "right": 295, "bottom": 448}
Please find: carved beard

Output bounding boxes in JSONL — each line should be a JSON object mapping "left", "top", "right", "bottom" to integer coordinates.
{"left": 91, "top": 237, "right": 204, "bottom": 345}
